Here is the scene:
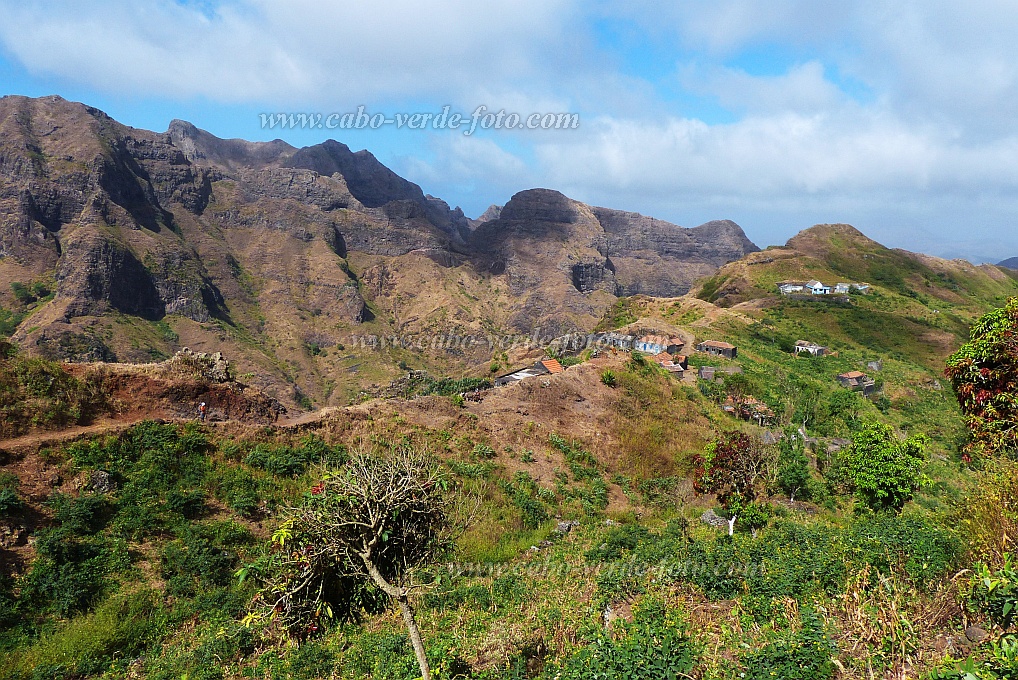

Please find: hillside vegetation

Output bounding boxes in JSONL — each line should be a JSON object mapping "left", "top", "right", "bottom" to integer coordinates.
{"left": 1, "top": 225, "right": 1017, "bottom": 679}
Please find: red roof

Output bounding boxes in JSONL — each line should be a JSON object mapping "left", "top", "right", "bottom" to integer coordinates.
{"left": 541, "top": 359, "right": 564, "bottom": 374}
{"left": 839, "top": 371, "right": 866, "bottom": 379}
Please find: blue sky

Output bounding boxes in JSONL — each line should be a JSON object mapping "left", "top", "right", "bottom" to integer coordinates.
{"left": 2, "top": 1, "right": 1018, "bottom": 262}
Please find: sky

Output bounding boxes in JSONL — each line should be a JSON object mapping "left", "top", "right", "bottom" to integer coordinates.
{"left": 1, "top": 1, "right": 1018, "bottom": 262}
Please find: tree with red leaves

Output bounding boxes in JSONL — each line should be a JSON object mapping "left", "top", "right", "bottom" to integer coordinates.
{"left": 692, "top": 431, "right": 770, "bottom": 534}
{"left": 945, "top": 297, "right": 1018, "bottom": 457}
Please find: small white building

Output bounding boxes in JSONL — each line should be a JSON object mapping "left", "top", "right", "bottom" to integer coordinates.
{"left": 806, "top": 280, "right": 831, "bottom": 295}
{"left": 778, "top": 282, "right": 804, "bottom": 295}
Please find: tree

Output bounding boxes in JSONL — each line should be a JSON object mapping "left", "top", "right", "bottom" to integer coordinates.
{"left": 945, "top": 297, "right": 1018, "bottom": 456}
{"left": 693, "top": 431, "right": 771, "bottom": 534}
{"left": 841, "top": 422, "right": 928, "bottom": 512}
{"left": 250, "top": 448, "right": 453, "bottom": 680}
{"left": 776, "top": 429, "right": 812, "bottom": 502}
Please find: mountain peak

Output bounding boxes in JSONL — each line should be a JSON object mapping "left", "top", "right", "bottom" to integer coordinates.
{"left": 786, "top": 223, "right": 882, "bottom": 255}
{"left": 166, "top": 119, "right": 293, "bottom": 169}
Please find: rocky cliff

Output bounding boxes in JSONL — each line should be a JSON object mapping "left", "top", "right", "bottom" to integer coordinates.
{"left": 0, "top": 95, "right": 757, "bottom": 407}
{"left": 469, "top": 189, "right": 758, "bottom": 333}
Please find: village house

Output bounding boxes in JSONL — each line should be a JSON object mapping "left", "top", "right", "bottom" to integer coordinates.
{"left": 649, "top": 351, "right": 685, "bottom": 374}
{"left": 696, "top": 340, "right": 738, "bottom": 359}
{"left": 596, "top": 332, "right": 635, "bottom": 351}
{"left": 634, "top": 334, "right": 683, "bottom": 355}
{"left": 698, "top": 365, "right": 743, "bottom": 382}
{"left": 837, "top": 370, "right": 877, "bottom": 395}
{"left": 806, "top": 280, "right": 832, "bottom": 295}
{"left": 494, "top": 358, "right": 564, "bottom": 387}
{"left": 777, "top": 281, "right": 805, "bottom": 295}
{"left": 779, "top": 280, "right": 866, "bottom": 297}
{"left": 722, "top": 396, "right": 776, "bottom": 426}
{"left": 794, "top": 340, "right": 830, "bottom": 357}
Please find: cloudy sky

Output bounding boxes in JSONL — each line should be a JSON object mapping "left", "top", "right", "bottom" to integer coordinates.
{"left": 2, "top": 1, "right": 1017, "bottom": 261}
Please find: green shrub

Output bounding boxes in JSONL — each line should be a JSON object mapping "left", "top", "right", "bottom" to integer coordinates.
{"left": 586, "top": 525, "right": 651, "bottom": 562}
{"left": 741, "top": 614, "right": 836, "bottom": 680}
{"left": 753, "top": 522, "right": 846, "bottom": 590}
{"left": 492, "top": 574, "right": 529, "bottom": 608}
{"left": 284, "top": 640, "right": 336, "bottom": 679}
{"left": 777, "top": 432, "right": 812, "bottom": 502}
{"left": 215, "top": 466, "right": 264, "bottom": 517}
{"left": 969, "top": 554, "right": 1018, "bottom": 630}
{"left": 473, "top": 442, "right": 497, "bottom": 459}
{"left": 847, "top": 514, "right": 962, "bottom": 585}
{"left": 160, "top": 524, "right": 244, "bottom": 598}
{"left": 685, "top": 535, "right": 745, "bottom": 600}
{"left": 548, "top": 605, "right": 698, "bottom": 679}
{"left": 0, "top": 488, "right": 23, "bottom": 516}
{"left": 600, "top": 369, "right": 617, "bottom": 387}
{"left": 21, "top": 529, "right": 129, "bottom": 616}
{"left": 928, "top": 635, "right": 1018, "bottom": 679}
{"left": 4, "top": 589, "right": 167, "bottom": 678}
{"left": 840, "top": 422, "right": 929, "bottom": 512}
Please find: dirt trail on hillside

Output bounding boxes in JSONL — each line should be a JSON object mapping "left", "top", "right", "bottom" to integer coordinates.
{"left": 0, "top": 417, "right": 198, "bottom": 455}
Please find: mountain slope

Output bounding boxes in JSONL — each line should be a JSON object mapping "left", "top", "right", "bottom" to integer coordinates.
{"left": 0, "top": 95, "right": 758, "bottom": 408}
{"left": 998, "top": 256, "right": 1018, "bottom": 269}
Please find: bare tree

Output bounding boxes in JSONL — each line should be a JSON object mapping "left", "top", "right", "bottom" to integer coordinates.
{"left": 250, "top": 447, "right": 453, "bottom": 680}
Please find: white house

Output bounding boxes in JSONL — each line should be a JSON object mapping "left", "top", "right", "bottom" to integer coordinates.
{"left": 806, "top": 280, "right": 831, "bottom": 295}
{"left": 834, "top": 283, "right": 851, "bottom": 294}
{"left": 778, "top": 282, "right": 805, "bottom": 295}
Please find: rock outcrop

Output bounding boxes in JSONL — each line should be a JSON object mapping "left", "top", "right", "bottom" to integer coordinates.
{"left": 469, "top": 189, "right": 758, "bottom": 332}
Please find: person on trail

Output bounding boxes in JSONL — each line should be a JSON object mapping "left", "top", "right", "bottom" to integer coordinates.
{"left": 198, "top": 401, "right": 207, "bottom": 422}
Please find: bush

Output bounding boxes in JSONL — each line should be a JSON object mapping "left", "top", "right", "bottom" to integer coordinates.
{"left": 969, "top": 554, "right": 1018, "bottom": 630}
{"left": 741, "top": 614, "right": 836, "bottom": 680}
{"left": 6, "top": 590, "right": 167, "bottom": 678}
{"left": 777, "top": 432, "right": 812, "bottom": 502}
{"left": 600, "top": 369, "right": 617, "bottom": 387}
{"left": 473, "top": 443, "right": 497, "bottom": 459}
{"left": 586, "top": 524, "right": 651, "bottom": 563}
{"left": 0, "top": 488, "right": 23, "bottom": 516}
{"left": 161, "top": 524, "right": 243, "bottom": 598}
{"left": 686, "top": 535, "right": 745, "bottom": 600}
{"left": 744, "top": 522, "right": 847, "bottom": 606}
{"left": 847, "top": 514, "right": 962, "bottom": 585}
{"left": 841, "top": 422, "right": 929, "bottom": 512}
{"left": 548, "top": 604, "right": 698, "bottom": 679}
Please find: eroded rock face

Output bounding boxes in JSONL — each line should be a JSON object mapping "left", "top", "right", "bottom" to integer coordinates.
{"left": 469, "top": 189, "right": 758, "bottom": 331}
{"left": 56, "top": 229, "right": 165, "bottom": 319}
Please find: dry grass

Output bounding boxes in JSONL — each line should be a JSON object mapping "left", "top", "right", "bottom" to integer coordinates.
{"left": 826, "top": 566, "right": 963, "bottom": 679}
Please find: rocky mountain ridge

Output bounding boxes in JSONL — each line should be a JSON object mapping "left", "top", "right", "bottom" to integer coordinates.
{"left": 0, "top": 95, "right": 758, "bottom": 407}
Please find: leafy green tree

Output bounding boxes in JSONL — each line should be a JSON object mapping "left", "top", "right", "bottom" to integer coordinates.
{"left": 945, "top": 297, "right": 1018, "bottom": 456}
{"left": 841, "top": 422, "right": 928, "bottom": 512}
{"left": 776, "top": 429, "right": 811, "bottom": 502}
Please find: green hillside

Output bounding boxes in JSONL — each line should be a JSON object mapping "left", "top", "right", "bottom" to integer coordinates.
{"left": 1, "top": 225, "right": 1017, "bottom": 680}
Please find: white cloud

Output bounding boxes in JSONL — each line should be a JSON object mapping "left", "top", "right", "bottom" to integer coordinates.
{"left": 5, "top": 0, "right": 1018, "bottom": 259}
{"left": 0, "top": 0, "right": 579, "bottom": 105}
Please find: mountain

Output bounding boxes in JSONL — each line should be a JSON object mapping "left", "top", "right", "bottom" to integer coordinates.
{"left": 468, "top": 189, "right": 757, "bottom": 335}
{"left": 0, "top": 95, "right": 758, "bottom": 407}
{"left": 686, "top": 222, "right": 1018, "bottom": 369}
{"left": 998, "top": 256, "right": 1018, "bottom": 269}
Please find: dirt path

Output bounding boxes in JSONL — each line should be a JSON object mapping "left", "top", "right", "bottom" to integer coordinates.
{"left": 0, "top": 417, "right": 173, "bottom": 454}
